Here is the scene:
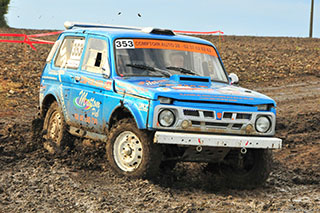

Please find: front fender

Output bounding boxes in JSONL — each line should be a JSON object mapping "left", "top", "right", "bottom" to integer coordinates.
{"left": 122, "top": 95, "right": 150, "bottom": 129}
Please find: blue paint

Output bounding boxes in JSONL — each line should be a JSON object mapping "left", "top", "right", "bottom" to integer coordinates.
{"left": 40, "top": 25, "right": 277, "bottom": 136}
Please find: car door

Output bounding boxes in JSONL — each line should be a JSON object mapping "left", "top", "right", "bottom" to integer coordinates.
{"left": 51, "top": 34, "right": 86, "bottom": 124}
{"left": 68, "top": 34, "right": 112, "bottom": 133}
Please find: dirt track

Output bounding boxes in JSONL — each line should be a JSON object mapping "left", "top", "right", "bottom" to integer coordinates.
{"left": 0, "top": 28, "right": 319, "bottom": 212}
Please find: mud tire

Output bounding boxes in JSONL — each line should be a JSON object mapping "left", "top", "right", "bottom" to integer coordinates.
{"left": 219, "top": 149, "right": 272, "bottom": 189}
{"left": 106, "top": 118, "right": 162, "bottom": 178}
{"left": 43, "top": 102, "right": 73, "bottom": 154}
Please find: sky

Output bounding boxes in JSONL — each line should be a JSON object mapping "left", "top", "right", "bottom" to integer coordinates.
{"left": 5, "top": 0, "right": 320, "bottom": 38}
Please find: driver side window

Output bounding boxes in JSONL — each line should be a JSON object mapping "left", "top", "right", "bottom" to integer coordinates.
{"left": 81, "top": 38, "right": 110, "bottom": 75}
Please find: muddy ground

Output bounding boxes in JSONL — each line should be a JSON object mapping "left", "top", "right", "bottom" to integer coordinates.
{"left": 0, "top": 28, "right": 319, "bottom": 212}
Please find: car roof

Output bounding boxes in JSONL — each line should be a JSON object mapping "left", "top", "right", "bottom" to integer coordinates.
{"left": 64, "top": 27, "right": 214, "bottom": 47}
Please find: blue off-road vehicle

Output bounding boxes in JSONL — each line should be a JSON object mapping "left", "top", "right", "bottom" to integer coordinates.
{"left": 39, "top": 22, "right": 282, "bottom": 188}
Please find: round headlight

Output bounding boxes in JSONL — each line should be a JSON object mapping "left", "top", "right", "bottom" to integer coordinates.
{"left": 255, "top": 116, "right": 271, "bottom": 133}
{"left": 158, "top": 109, "right": 175, "bottom": 127}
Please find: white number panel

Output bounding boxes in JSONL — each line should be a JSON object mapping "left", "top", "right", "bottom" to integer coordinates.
{"left": 115, "top": 39, "right": 135, "bottom": 49}
{"left": 70, "top": 39, "right": 85, "bottom": 60}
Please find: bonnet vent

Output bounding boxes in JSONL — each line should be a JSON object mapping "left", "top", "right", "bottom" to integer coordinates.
{"left": 179, "top": 76, "right": 210, "bottom": 83}
{"left": 169, "top": 75, "right": 211, "bottom": 85}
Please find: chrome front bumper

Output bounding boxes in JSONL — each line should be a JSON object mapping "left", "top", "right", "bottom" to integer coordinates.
{"left": 154, "top": 132, "right": 282, "bottom": 149}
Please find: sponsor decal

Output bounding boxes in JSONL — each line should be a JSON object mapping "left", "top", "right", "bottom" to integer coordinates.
{"left": 156, "top": 87, "right": 171, "bottom": 92}
{"left": 217, "top": 87, "right": 259, "bottom": 97}
{"left": 178, "top": 93, "right": 254, "bottom": 101}
{"left": 48, "top": 70, "right": 59, "bottom": 75}
{"left": 145, "top": 79, "right": 167, "bottom": 86}
{"left": 116, "top": 81, "right": 149, "bottom": 95}
{"left": 80, "top": 77, "right": 112, "bottom": 90}
{"left": 60, "top": 85, "right": 69, "bottom": 121}
{"left": 74, "top": 113, "right": 98, "bottom": 125}
{"left": 42, "top": 76, "right": 57, "bottom": 80}
{"left": 137, "top": 103, "right": 148, "bottom": 112}
{"left": 132, "top": 39, "right": 218, "bottom": 57}
{"left": 73, "top": 91, "right": 101, "bottom": 118}
{"left": 67, "top": 39, "right": 85, "bottom": 68}
{"left": 172, "top": 85, "right": 193, "bottom": 90}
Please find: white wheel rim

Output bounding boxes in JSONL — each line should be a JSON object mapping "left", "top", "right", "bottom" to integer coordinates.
{"left": 48, "top": 111, "right": 62, "bottom": 142}
{"left": 113, "top": 131, "right": 143, "bottom": 172}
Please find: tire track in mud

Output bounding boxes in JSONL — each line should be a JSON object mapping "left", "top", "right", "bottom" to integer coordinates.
{"left": 256, "top": 79, "right": 320, "bottom": 103}
{"left": 255, "top": 80, "right": 320, "bottom": 205}
{"left": 256, "top": 79, "right": 320, "bottom": 144}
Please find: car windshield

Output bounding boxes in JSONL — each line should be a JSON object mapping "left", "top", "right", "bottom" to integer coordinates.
{"left": 115, "top": 39, "right": 228, "bottom": 83}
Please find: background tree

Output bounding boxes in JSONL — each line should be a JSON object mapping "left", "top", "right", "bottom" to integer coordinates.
{"left": 0, "top": 0, "right": 10, "bottom": 27}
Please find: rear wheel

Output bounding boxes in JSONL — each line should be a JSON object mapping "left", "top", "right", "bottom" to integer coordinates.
{"left": 106, "top": 118, "right": 162, "bottom": 178}
{"left": 43, "top": 102, "right": 73, "bottom": 154}
{"left": 219, "top": 149, "right": 272, "bottom": 189}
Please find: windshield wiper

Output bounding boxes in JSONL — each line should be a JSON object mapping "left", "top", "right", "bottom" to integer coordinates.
{"left": 126, "top": 64, "right": 171, "bottom": 77}
{"left": 166, "top": 66, "right": 199, "bottom": 76}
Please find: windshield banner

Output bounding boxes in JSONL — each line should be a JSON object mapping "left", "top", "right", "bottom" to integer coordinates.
{"left": 132, "top": 39, "right": 218, "bottom": 57}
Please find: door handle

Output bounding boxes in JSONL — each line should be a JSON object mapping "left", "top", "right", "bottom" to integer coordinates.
{"left": 74, "top": 76, "right": 81, "bottom": 82}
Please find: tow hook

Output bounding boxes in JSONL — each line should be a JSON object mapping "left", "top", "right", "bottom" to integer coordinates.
{"left": 240, "top": 147, "right": 247, "bottom": 154}
{"left": 196, "top": 145, "right": 202, "bottom": 152}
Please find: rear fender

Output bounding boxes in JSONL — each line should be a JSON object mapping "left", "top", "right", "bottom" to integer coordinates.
{"left": 40, "top": 85, "right": 70, "bottom": 123}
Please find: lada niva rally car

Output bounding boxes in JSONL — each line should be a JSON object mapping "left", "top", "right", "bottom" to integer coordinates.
{"left": 39, "top": 21, "right": 282, "bottom": 189}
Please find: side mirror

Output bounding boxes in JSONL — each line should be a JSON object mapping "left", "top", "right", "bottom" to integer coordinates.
{"left": 229, "top": 73, "right": 239, "bottom": 85}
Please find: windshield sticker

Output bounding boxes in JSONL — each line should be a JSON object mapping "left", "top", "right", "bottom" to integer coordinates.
{"left": 115, "top": 39, "right": 135, "bottom": 49}
{"left": 131, "top": 39, "right": 218, "bottom": 57}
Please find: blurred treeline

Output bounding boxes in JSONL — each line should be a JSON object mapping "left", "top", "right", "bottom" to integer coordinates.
{"left": 0, "top": 0, "right": 10, "bottom": 27}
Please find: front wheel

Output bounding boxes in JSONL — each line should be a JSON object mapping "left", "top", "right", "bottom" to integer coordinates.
{"left": 106, "top": 118, "right": 162, "bottom": 178}
{"left": 219, "top": 149, "right": 272, "bottom": 189}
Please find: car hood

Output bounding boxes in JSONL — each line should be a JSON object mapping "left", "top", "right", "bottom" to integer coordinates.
{"left": 114, "top": 76, "right": 276, "bottom": 106}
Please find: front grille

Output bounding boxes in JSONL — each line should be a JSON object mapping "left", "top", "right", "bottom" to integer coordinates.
{"left": 223, "top": 112, "right": 232, "bottom": 119}
{"left": 154, "top": 105, "right": 276, "bottom": 136}
{"left": 203, "top": 111, "right": 214, "bottom": 118}
{"left": 236, "top": 113, "right": 252, "bottom": 120}
{"left": 183, "top": 109, "right": 199, "bottom": 116}
{"left": 205, "top": 122, "right": 229, "bottom": 128}
{"left": 183, "top": 109, "right": 252, "bottom": 131}
{"left": 232, "top": 124, "right": 243, "bottom": 130}
{"left": 191, "top": 121, "right": 201, "bottom": 125}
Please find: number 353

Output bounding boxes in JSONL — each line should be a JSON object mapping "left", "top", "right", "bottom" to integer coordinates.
{"left": 115, "top": 40, "right": 135, "bottom": 49}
